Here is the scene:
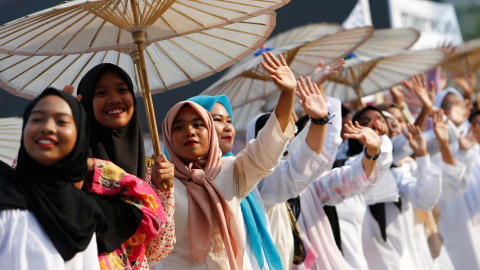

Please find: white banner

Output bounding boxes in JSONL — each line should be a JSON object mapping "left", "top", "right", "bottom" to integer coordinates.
{"left": 389, "top": 0, "right": 463, "bottom": 49}
{"left": 343, "top": 0, "right": 372, "bottom": 29}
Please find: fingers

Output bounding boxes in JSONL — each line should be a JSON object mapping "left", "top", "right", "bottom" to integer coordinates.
{"left": 63, "top": 85, "right": 74, "bottom": 94}
{"left": 420, "top": 72, "right": 427, "bottom": 88}
{"left": 155, "top": 153, "right": 167, "bottom": 163}
{"left": 260, "top": 60, "right": 275, "bottom": 74}
{"left": 76, "top": 94, "right": 83, "bottom": 102}
{"left": 317, "top": 61, "right": 324, "bottom": 69}
{"left": 277, "top": 53, "right": 287, "bottom": 66}
{"left": 306, "top": 77, "right": 315, "bottom": 95}
{"left": 262, "top": 52, "right": 278, "bottom": 69}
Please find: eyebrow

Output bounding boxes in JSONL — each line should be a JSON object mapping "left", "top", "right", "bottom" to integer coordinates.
{"left": 172, "top": 117, "right": 204, "bottom": 124}
{"left": 95, "top": 82, "right": 128, "bottom": 89}
{"left": 30, "top": 110, "right": 72, "bottom": 117}
{"left": 211, "top": 114, "right": 230, "bottom": 118}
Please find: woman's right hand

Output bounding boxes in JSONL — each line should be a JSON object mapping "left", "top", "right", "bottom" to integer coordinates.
{"left": 433, "top": 109, "right": 449, "bottom": 143}
{"left": 343, "top": 121, "right": 381, "bottom": 156}
{"left": 403, "top": 123, "right": 427, "bottom": 157}
{"left": 260, "top": 52, "right": 296, "bottom": 94}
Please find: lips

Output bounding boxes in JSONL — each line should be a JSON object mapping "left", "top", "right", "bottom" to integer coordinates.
{"left": 184, "top": 139, "right": 198, "bottom": 146}
{"left": 221, "top": 136, "right": 233, "bottom": 141}
{"left": 36, "top": 136, "right": 58, "bottom": 148}
{"left": 106, "top": 107, "right": 126, "bottom": 116}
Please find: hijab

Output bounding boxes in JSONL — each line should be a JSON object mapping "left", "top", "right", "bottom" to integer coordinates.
{"left": 190, "top": 96, "right": 283, "bottom": 269}
{"left": 78, "top": 63, "right": 145, "bottom": 179}
{"left": 434, "top": 87, "right": 464, "bottom": 109}
{"left": 2, "top": 88, "right": 107, "bottom": 261}
{"left": 163, "top": 101, "right": 244, "bottom": 269}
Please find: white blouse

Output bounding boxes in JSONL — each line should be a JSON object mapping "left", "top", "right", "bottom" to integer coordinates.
{"left": 0, "top": 209, "right": 100, "bottom": 270}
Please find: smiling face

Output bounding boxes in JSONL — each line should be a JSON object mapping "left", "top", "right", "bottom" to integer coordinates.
{"left": 441, "top": 93, "right": 469, "bottom": 127}
{"left": 23, "top": 95, "right": 77, "bottom": 166}
{"left": 171, "top": 106, "right": 210, "bottom": 162}
{"left": 211, "top": 103, "right": 235, "bottom": 155}
{"left": 386, "top": 106, "right": 407, "bottom": 132}
{"left": 93, "top": 72, "right": 134, "bottom": 130}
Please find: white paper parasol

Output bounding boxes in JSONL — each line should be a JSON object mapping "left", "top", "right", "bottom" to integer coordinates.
{"left": 0, "top": 117, "right": 22, "bottom": 166}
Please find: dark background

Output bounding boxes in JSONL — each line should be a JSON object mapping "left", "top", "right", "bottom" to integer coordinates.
{"left": 0, "top": 0, "right": 394, "bottom": 133}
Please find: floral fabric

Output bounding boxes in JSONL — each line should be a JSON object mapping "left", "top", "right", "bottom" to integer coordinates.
{"left": 88, "top": 159, "right": 168, "bottom": 270}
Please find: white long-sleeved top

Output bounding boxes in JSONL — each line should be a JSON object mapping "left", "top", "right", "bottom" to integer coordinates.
{"left": 156, "top": 112, "right": 295, "bottom": 270}
{"left": 438, "top": 143, "right": 480, "bottom": 269}
{"left": 254, "top": 97, "right": 341, "bottom": 270}
{"left": 0, "top": 209, "right": 100, "bottom": 270}
{"left": 337, "top": 135, "right": 395, "bottom": 270}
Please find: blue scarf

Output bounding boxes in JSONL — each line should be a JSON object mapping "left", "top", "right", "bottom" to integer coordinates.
{"left": 188, "top": 95, "right": 283, "bottom": 270}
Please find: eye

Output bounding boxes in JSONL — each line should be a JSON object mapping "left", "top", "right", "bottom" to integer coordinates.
{"left": 194, "top": 122, "right": 205, "bottom": 128}
{"left": 94, "top": 90, "right": 106, "bottom": 97}
{"left": 173, "top": 125, "right": 182, "bottom": 131}
{"left": 213, "top": 117, "right": 221, "bottom": 122}
{"left": 29, "top": 117, "right": 42, "bottom": 123}
{"left": 119, "top": 88, "right": 129, "bottom": 93}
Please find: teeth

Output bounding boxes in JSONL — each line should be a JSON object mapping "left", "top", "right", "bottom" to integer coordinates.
{"left": 108, "top": 109, "right": 123, "bottom": 114}
{"left": 38, "top": 140, "right": 54, "bottom": 144}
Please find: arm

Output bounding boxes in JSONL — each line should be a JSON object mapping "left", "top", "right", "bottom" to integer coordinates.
{"left": 396, "top": 156, "right": 441, "bottom": 211}
{"left": 257, "top": 140, "right": 333, "bottom": 209}
{"left": 235, "top": 111, "right": 296, "bottom": 197}
{"left": 145, "top": 165, "right": 176, "bottom": 262}
{"left": 402, "top": 73, "right": 436, "bottom": 128}
{"left": 260, "top": 52, "right": 296, "bottom": 132}
{"left": 315, "top": 156, "right": 379, "bottom": 205}
{"left": 87, "top": 159, "right": 167, "bottom": 264}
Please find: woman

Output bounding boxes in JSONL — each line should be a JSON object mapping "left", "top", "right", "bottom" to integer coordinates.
{"left": 188, "top": 94, "right": 284, "bottom": 270}
{"left": 76, "top": 63, "right": 174, "bottom": 268}
{"left": 0, "top": 88, "right": 105, "bottom": 269}
{"left": 155, "top": 52, "right": 297, "bottom": 269}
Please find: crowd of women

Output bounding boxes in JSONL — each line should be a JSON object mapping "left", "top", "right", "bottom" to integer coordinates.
{"left": 0, "top": 48, "right": 479, "bottom": 270}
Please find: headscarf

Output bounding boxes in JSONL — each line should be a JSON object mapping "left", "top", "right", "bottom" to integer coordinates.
{"left": 191, "top": 96, "right": 283, "bottom": 269}
{"left": 162, "top": 101, "right": 244, "bottom": 269}
{"left": 347, "top": 106, "right": 387, "bottom": 157}
{"left": 6, "top": 88, "right": 107, "bottom": 260}
{"left": 77, "top": 63, "right": 145, "bottom": 179}
{"left": 434, "top": 87, "right": 464, "bottom": 109}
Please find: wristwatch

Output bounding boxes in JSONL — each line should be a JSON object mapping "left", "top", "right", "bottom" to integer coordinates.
{"left": 364, "top": 148, "right": 380, "bottom": 160}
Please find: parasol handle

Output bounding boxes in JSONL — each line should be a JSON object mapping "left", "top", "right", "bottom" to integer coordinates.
{"left": 354, "top": 86, "right": 365, "bottom": 109}
{"left": 132, "top": 31, "right": 168, "bottom": 190}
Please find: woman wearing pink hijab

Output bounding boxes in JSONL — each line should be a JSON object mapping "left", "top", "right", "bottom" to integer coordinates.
{"left": 152, "top": 52, "right": 318, "bottom": 270}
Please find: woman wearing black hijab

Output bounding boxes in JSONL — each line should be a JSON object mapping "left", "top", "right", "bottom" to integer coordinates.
{"left": 77, "top": 63, "right": 175, "bottom": 267}
{"left": 0, "top": 88, "right": 107, "bottom": 269}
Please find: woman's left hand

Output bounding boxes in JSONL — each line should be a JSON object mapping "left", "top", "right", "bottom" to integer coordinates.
{"left": 296, "top": 76, "right": 328, "bottom": 119}
{"left": 260, "top": 52, "right": 296, "bottom": 93}
{"left": 152, "top": 153, "right": 174, "bottom": 190}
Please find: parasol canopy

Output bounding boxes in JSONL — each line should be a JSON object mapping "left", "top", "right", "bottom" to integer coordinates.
{"left": 262, "top": 27, "right": 422, "bottom": 111}
{"left": 0, "top": 14, "right": 276, "bottom": 99}
{"left": 353, "top": 28, "right": 420, "bottom": 56}
{"left": 201, "top": 24, "right": 374, "bottom": 110}
{"left": 442, "top": 38, "right": 480, "bottom": 72}
{"left": 0, "top": 0, "right": 289, "bottom": 169}
{"left": 0, "top": 117, "right": 22, "bottom": 166}
{"left": 320, "top": 50, "right": 447, "bottom": 103}
{"left": 0, "top": 0, "right": 287, "bottom": 56}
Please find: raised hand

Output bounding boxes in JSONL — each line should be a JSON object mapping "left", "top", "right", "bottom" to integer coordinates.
{"left": 452, "top": 70, "right": 476, "bottom": 99}
{"left": 260, "top": 52, "right": 296, "bottom": 93}
{"left": 311, "top": 58, "right": 345, "bottom": 85}
{"left": 296, "top": 76, "right": 328, "bottom": 119}
{"left": 389, "top": 85, "right": 405, "bottom": 105}
{"left": 344, "top": 121, "right": 381, "bottom": 155}
{"left": 433, "top": 109, "right": 449, "bottom": 143}
{"left": 403, "top": 123, "right": 427, "bottom": 157}
{"left": 62, "top": 85, "right": 82, "bottom": 102}
{"left": 459, "top": 129, "right": 476, "bottom": 151}
{"left": 151, "top": 153, "right": 175, "bottom": 190}
{"left": 367, "top": 113, "right": 389, "bottom": 136}
{"left": 402, "top": 73, "right": 435, "bottom": 110}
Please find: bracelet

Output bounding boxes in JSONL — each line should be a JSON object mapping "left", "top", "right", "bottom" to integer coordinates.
{"left": 311, "top": 112, "right": 334, "bottom": 125}
{"left": 364, "top": 148, "right": 380, "bottom": 160}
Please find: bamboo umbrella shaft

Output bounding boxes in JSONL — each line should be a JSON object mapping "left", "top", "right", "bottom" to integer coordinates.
{"left": 354, "top": 86, "right": 365, "bottom": 109}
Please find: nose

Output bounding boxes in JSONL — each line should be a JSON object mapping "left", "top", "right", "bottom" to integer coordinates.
{"left": 107, "top": 91, "right": 121, "bottom": 104}
{"left": 224, "top": 122, "right": 232, "bottom": 132}
{"left": 41, "top": 118, "right": 56, "bottom": 134}
{"left": 184, "top": 125, "right": 195, "bottom": 137}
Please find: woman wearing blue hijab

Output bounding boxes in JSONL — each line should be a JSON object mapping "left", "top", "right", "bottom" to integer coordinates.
{"left": 188, "top": 95, "right": 283, "bottom": 270}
